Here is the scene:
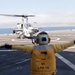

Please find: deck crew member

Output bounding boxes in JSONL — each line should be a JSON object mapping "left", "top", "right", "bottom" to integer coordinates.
{"left": 2, "top": 32, "right": 75, "bottom": 75}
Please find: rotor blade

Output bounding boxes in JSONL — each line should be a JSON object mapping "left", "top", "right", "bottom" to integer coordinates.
{"left": 26, "top": 15, "right": 35, "bottom": 17}
{"left": 0, "top": 14, "right": 35, "bottom": 18}
{"left": 0, "top": 14, "right": 18, "bottom": 17}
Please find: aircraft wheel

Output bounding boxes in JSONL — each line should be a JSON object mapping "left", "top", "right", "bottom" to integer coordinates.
{"left": 19, "top": 35, "right": 24, "bottom": 39}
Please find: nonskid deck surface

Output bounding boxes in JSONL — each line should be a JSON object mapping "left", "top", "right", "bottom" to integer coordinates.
{"left": 0, "top": 30, "right": 75, "bottom": 75}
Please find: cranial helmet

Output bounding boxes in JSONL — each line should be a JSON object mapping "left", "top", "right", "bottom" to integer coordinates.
{"left": 35, "top": 32, "right": 50, "bottom": 45}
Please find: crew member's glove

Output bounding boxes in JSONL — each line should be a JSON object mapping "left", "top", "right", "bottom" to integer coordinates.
{"left": 74, "top": 40, "right": 75, "bottom": 44}
{"left": 3, "top": 44, "right": 12, "bottom": 49}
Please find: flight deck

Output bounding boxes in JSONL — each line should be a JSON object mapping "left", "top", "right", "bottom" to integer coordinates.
{"left": 0, "top": 30, "right": 75, "bottom": 75}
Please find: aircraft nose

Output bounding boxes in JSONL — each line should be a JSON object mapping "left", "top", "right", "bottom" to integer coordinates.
{"left": 32, "top": 29, "right": 39, "bottom": 32}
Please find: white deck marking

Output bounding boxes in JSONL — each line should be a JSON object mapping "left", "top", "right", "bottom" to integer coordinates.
{"left": 16, "top": 59, "right": 30, "bottom": 64}
{"left": 56, "top": 53, "right": 75, "bottom": 71}
{"left": 0, "top": 50, "right": 17, "bottom": 52}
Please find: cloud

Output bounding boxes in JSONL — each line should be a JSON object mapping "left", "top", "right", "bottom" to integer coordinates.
{"left": 29, "top": 12, "right": 75, "bottom": 24}
{"left": 0, "top": 16, "right": 21, "bottom": 23}
{"left": 0, "top": 12, "right": 75, "bottom": 28}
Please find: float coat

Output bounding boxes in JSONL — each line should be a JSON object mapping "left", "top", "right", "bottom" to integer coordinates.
{"left": 11, "top": 41, "right": 74, "bottom": 75}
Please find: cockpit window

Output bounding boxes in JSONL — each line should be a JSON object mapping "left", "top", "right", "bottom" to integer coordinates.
{"left": 25, "top": 23, "right": 32, "bottom": 28}
{"left": 27, "top": 24, "right": 32, "bottom": 27}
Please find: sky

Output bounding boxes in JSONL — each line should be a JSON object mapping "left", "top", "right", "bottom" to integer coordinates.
{"left": 0, "top": 0, "right": 75, "bottom": 28}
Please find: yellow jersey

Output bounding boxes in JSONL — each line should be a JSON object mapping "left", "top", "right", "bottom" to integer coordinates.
{"left": 11, "top": 41, "right": 74, "bottom": 75}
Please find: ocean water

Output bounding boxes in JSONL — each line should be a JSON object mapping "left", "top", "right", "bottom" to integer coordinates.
{"left": 0, "top": 28, "right": 13, "bottom": 34}
{"left": 0, "top": 26, "right": 75, "bottom": 34}
{"left": 40, "top": 26, "right": 75, "bottom": 31}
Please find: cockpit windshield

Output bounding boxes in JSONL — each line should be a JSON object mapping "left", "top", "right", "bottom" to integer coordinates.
{"left": 27, "top": 23, "right": 32, "bottom": 27}
{"left": 24, "top": 23, "right": 32, "bottom": 28}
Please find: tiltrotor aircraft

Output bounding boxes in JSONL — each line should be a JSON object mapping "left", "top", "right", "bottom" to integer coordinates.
{"left": 0, "top": 14, "right": 39, "bottom": 39}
